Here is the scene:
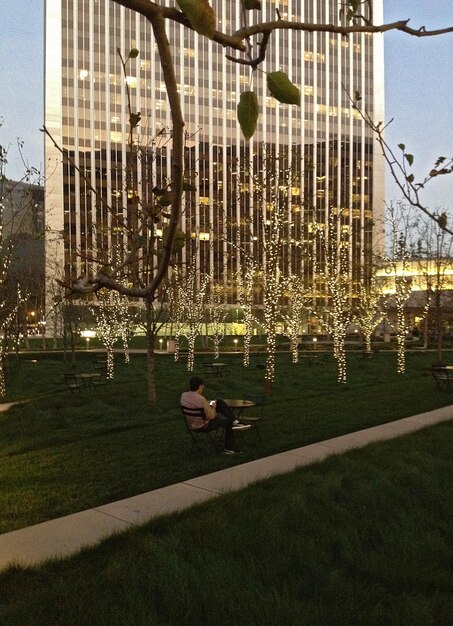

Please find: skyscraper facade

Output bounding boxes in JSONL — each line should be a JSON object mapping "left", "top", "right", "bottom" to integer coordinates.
{"left": 44, "top": 0, "right": 384, "bottom": 309}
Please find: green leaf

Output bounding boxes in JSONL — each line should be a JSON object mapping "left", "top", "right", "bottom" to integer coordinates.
{"left": 267, "top": 71, "right": 300, "bottom": 105}
{"left": 354, "top": 90, "right": 362, "bottom": 101}
{"left": 183, "top": 182, "right": 197, "bottom": 192}
{"left": 405, "top": 153, "right": 414, "bottom": 166}
{"left": 406, "top": 174, "right": 414, "bottom": 183}
{"left": 158, "top": 194, "right": 172, "bottom": 207}
{"left": 397, "top": 143, "right": 405, "bottom": 151}
{"left": 438, "top": 213, "right": 448, "bottom": 228}
{"left": 434, "top": 156, "right": 446, "bottom": 167}
{"left": 237, "top": 91, "right": 259, "bottom": 140}
{"left": 176, "top": 0, "right": 216, "bottom": 39}
{"left": 128, "top": 48, "right": 139, "bottom": 59}
{"left": 163, "top": 227, "right": 186, "bottom": 253}
{"left": 243, "top": 0, "right": 261, "bottom": 9}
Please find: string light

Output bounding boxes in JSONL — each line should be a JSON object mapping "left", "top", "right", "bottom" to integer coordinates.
{"left": 384, "top": 210, "right": 417, "bottom": 375}
{"left": 306, "top": 213, "right": 352, "bottom": 384}
{"left": 92, "top": 289, "right": 131, "bottom": 379}
{"left": 353, "top": 278, "right": 386, "bottom": 353}
{"left": 170, "top": 265, "right": 211, "bottom": 371}
{"left": 237, "top": 262, "right": 256, "bottom": 367}
{"left": 0, "top": 285, "right": 26, "bottom": 397}
{"left": 281, "top": 275, "right": 306, "bottom": 363}
{"left": 206, "top": 283, "right": 228, "bottom": 359}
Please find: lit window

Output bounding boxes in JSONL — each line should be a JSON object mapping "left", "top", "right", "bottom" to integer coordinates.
{"left": 110, "top": 131, "right": 122, "bottom": 143}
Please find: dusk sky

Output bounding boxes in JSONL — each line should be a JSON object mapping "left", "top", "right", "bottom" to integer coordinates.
{"left": 1, "top": 1, "right": 452, "bottom": 210}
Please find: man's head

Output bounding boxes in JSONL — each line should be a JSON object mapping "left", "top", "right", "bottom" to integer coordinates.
{"left": 189, "top": 376, "right": 204, "bottom": 392}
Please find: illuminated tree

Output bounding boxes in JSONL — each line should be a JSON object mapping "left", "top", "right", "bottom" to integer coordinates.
{"left": 236, "top": 260, "right": 258, "bottom": 368}
{"left": 255, "top": 163, "right": 289, "bottom": 390}
{"left": 353, "top": 276, "right": 387, "bottom": 353}
{"left": 171, "top": 264, "right": 211, "bottom": 371}
{"left": 206, "top": 283, "right": 228, "bottom": 359}
{"left": 0, "top": 144, "right": 40, "bottom": 395}
{"left": 281, "top": 275, "right": 307, "bottom": 363}
{"left": 381, "top": 204, "right": 420, "bottom": 374}
{"left": 305, "top": 212, "right": 353, "bottom": 383}
{"left": 92, "top": 289, "right": 131, "bottom": 379}
{"left": 408, "top": 212, "right": 453, "bottom": 362}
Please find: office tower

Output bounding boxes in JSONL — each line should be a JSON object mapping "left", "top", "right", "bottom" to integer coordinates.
{"left": 44, "top": 0, "right": 384, "bottom": 309}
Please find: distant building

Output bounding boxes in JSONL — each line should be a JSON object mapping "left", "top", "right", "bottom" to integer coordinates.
{"left": 375, "top": 259, "right": 453, "bottom": 338}
{"left": 44, "top": 0, "right": 385, "bottom": 311}
{"left": 0, "top": 179, "right": 45, "bottom": 321}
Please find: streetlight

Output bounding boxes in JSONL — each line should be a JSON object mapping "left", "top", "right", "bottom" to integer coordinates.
{"left": 234, "top": 338, "right": 238, "bottom": 351}
{"left": 81, "top": 330, "right": 96, "bottom": 351}
{"left": 159, "top": 338, "right": 163, "bottom": 351}
{"left": 312, "top": 336, "right": 317, "bottom": 350}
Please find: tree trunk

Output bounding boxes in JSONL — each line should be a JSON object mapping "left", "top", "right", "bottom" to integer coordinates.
{"left": 147, "top": 346, "right": 157, "bottom": 407}
{"left": 435, "top": 289, "right": 443, "bottom": 363}
{"left": 146, "top": 298, "right": 158, "bottom": 407}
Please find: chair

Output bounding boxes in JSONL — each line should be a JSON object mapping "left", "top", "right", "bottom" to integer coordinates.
{"left": 431, "top": 366, "right": 451, "bottom": 391}
{"left": 240, "top": 393, "right": 266, "bottom": 440}
{"left": 181, "top": 405, "right": 224, "bottom": 452}
{"left": 64, "top": 373, "right": 84, "bottom": 393}
{"left": 202, "top": 362, "right": 217, "bottom": 377}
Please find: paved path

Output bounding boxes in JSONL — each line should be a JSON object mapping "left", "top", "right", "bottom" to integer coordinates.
{"left": 0, "top": 404, "right": 452, "bottom": 572}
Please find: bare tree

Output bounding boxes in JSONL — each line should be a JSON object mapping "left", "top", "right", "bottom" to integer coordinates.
{"left": 381, "top": 204, "right": 426, "bottom": 374}
{"left": 409, "top": 211, "right": 453, "bottom": 362}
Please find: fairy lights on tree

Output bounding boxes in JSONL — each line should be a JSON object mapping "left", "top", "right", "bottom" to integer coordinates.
{"left": 383, "top": 204, "right": 419, "bottom": 374}
{"left": 236, "top": 261, "right": 257, "bottom": 367}
{"left": 0, "top": 285, "right": 26, "bottom": 397}
{"left": 256, "top": 161, "right": 290, "bottom": 390}
{"left": 281, "top": 275, "right": 306, "bottom": 363}
{"left": 306, "top": 212, "right": 353, "bottom": 384}
{"left": 93, "top": 288, "right": 131, "bottom": 379}
{"left": 353, "top": 277, "right": 387, "bottom": 353}
{"left": 172, "top": 264, "right": 211, "bottom": 371}
{"left": 206, "top": 283, "right": 228, "bottom": 359}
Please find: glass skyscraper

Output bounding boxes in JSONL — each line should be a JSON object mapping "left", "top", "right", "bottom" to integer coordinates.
{"left": 44, "top": 0, "right": 384, "bottom": 306}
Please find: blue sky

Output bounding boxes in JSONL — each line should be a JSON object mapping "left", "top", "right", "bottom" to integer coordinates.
{"left": 0, "top": 1, "right": 452, "bottom": 209}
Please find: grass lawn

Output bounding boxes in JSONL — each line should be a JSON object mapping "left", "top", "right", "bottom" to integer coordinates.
{"left": 0, "top": 420, "right": 451, "bottom": 625}
{"left": 0, "top": 348, "right": 451, "bottom": 534}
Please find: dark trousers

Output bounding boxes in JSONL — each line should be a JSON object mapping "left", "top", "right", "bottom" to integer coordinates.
{"left": 206, "top": 398, "right": 236, "bottom": 450}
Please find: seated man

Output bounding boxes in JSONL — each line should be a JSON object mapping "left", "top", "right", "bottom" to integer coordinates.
{"left": 181, "top": 375, "right": 250, "bottom": 455}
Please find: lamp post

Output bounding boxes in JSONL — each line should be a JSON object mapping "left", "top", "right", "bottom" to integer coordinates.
{"left": 313, "top": 336, "right": 317, "bottom": 350}
{"left": 159, "top": 338, "right": 163, "bottom": 351}
{"left": 81, "top": 330, "right": 96, "bottom": 351}
{"left": 234, "top": 338, "right": 238, "bottom": 351}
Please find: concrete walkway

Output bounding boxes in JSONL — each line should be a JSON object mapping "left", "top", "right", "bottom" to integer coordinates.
{"left": 0, "top": 404, "right": 452, "bottom": 572}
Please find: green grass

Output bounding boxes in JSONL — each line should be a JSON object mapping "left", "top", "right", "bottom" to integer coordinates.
{"left": 0, "top": 349, "right": 451, "bottom": 533}
{"left": 0, "top": 421, "right": 451, "bottom": 625}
